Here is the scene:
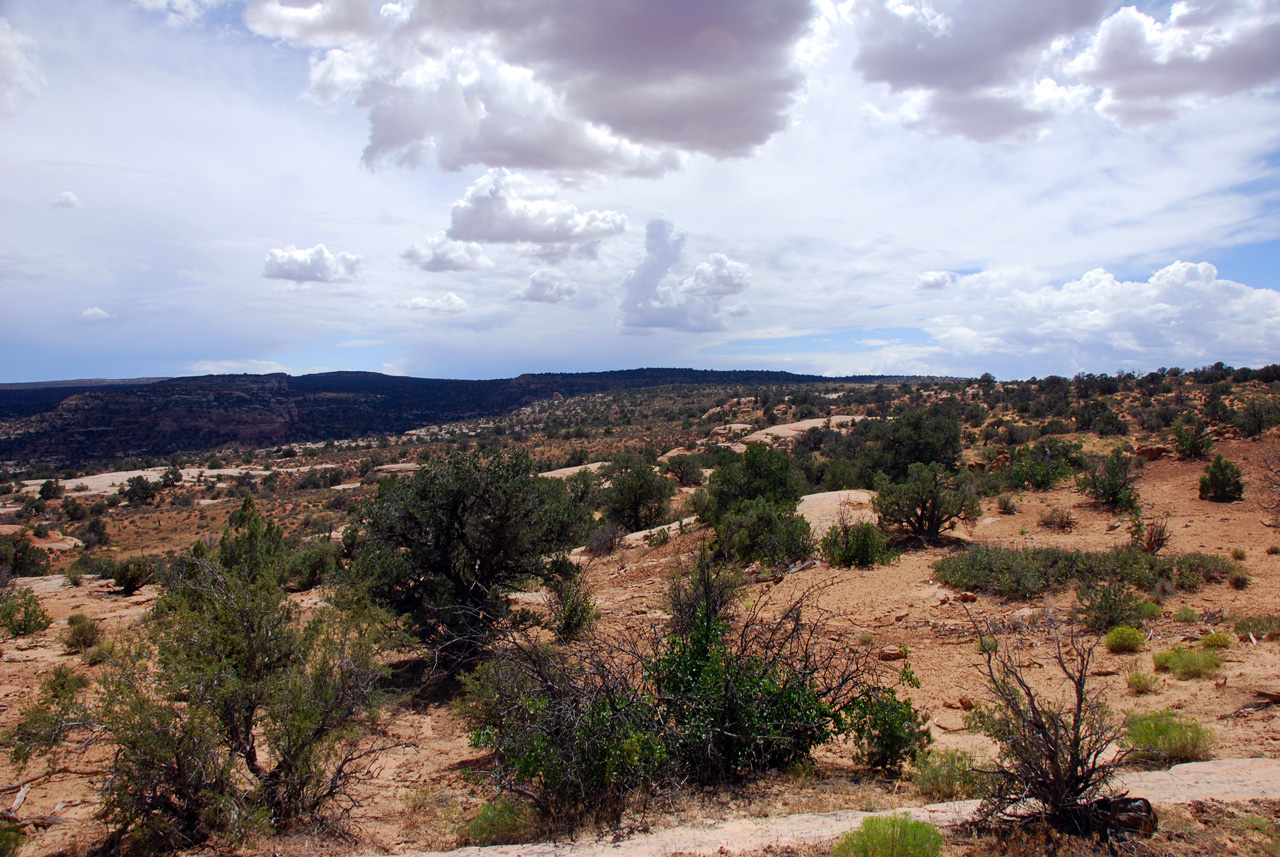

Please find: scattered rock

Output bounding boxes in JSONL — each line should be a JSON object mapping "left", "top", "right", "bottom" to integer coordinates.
{"left": 878, "top": 647, "right": 906, "bottom": 662}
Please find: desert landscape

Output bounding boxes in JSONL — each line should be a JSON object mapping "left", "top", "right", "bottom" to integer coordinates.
{"left": 0, "top": 368, "right": 1279, "bottom": 857}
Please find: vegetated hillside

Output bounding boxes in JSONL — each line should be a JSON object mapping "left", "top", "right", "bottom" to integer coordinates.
{"left": 0, "top": 368, "right": 927, "bottom": 463}
{"left": 0, "top": 378, "right": 165, "bottom": 421}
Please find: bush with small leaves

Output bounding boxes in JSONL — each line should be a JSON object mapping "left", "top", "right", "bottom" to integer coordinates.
{"left": 911, "top": 748, "right": 990, "bottom": 801}
{"left": 1123, "top": 709, "right": 1214, "bottom": 768}
{"left": 1229, "top": 568, "right": 1250, "bottom": 590}
{"left": 60, "top": 613, "right": 101, "bottom": 653}
{"left": 718, "top": 498, "right": 812, "bottom": 566}
{"left": 1039, "top": 507, "right": 1076, "bottom": 532}
{"left": 1076, "top": 448, "right": 1139, "bottom": 512}
{"left": 1200, "top": 455, "right": 1244, "bottom": 502}
{"left": 0, "top": 533, "right": 51, "bottom": 577}
{"left": 1126, "top": 669, "right": 1161, "bottom": 695}
{"left": 1104, "top": 626, "right": 1144, "bottom": 653}
{"left": 821, "top": 514, "right": 897, "bottom": 568}
{"left": 1172, "top": 607, "right": 1198, "bottom": 623}
{"left": 872, "top": 463, "right": 981, "bottom": 540}
{"left": 1152, "top": 646, "right": 1222, "bottom": 679}
{"left": 1199, "top": 631, "right": 1231, "bottom": 649}
{"left": 832, "top": 814, "right": 942, "bottom": 857}
{"left": 1235, "top": 615, "right": 1280, "bottom": 641}
{"left": 464, "top": 797, "right": 537, "bottom": 846}
{"left": 1078, "top": 580, "right": 1143, "bottom": 633}
{"left": 996, "top": 494, "right": 1018, "bottom": 515}
{"left": 847, "top": 684, "right": 931, "bottom": 773}
{"left": 547, "top": 574, "right": 598, "bottom": 642}
{"left": 0, "top": 587, "right": 51, "bottom": 637}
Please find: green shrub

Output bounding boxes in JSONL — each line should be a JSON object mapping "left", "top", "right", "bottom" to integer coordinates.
{"left": 1078, "top": 581, "right": 1142, "bottom": 632}
{"left": 1235, "top": 615, "right": 1280, "bottom": 641}
{"left": 600, "top": 454, "right": 676, "bottom": 533}
{"left": 718, "top": 498, "right": 812, "bottom": 565}
{"left": 547, "top": 574, "right": 598, "bottom": 641}
{"left": 1200, "top": 455, "right": 1245, "bottom": 502}
{"left": 1126, "top": 669, "right": 1160, "bottom": 695}
{"left": 1039, "top": 506, "right": 1076, "bottom": 532}
{"left": 1076, "top": 448, "right": 1139, "bottom": 512}
{"left": 0, "top": 587, "right": 51, "bottom": 637}
{"left": 1004, "top": 439, "right": 1085, "bottom": 491}
{"left": 61, "top": 613, "right": 101, "bottom": 653}
{"left": 1172, "top": 607, "right": 1198, "bottom": 623}
{"left": 1152, "top": 646, "right": 1222, "bottom": 679}
{"left": 911, "top": 748, "right": 989, "bottom": 801}
{"left": 975, "top": 635, "right": 998, "bottom": 654}
{"left": 821, "top": 516, "right": 897, "bottom": 568}
{"left": 464, "top": 797, "right": 537, "bottom": 846}
{"left": 1104, "top": 626, "right": 1144, "bottom": 653}
{"left": 847, "top": 686, "right": 931, "bottom": 773}
{"left": 1199, "top": 631, "right": 1231, "bottom": 648}
{"left": 1123, "top": 709, "right": 1214, "bottom": 767}
{"left": 872, "top": 463, "right": 981, "bottom": 540}
{"left": 996, "top": 494, "right": 1017, "bottom": 515}
{"left": 1172, "top": 419, "right": 1214, "bottom": 459}
{"left": 0, "top": 533, "right": 51, "bottom": 577}
{"left": 699, "top": 444, "right": 806, "bottom": 527}
{"left": 1135, "top": 599, "right": 1162, "bottom": 622}
{"left": 63, "top": 563, "right": 83, "bottom": 587}
{"left": 111, "top": 556, "right": 155, "bottom": 595}
{"left": 0, "top": 822, "right": 23, "bottom": 857}
{"left": 1231, "top": 547, "right": 1247, "bottom": 561}
{"left": 831, "top": 814, "right": 942, "bottom": 857}
{"left": 663, "top": 455, "right": 704, "bottom": 487}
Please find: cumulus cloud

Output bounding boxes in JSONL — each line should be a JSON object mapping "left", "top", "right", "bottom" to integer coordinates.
{"left": 1067, "top": 3, "right": 1280, "bottom": 124}
{"left": 52, "top": 191, "right": 84, "bottom": 209}
{"left": 79, "top": 307, "right": 110, "bottom": 319}
{"left": 0, "top": 17, "right": 44, "bottom": 114}
{"left": 932, "top": 261, "right": 1280, "bottom": 368}
{"left": 186, "top": 358, "right": 298, "bottom": 375}
{"left": 404, "top": 233, "right": 493, "bottom": 272}
{"left": 512, "top": 269, "right": 578, "bottom": 303}
{"left": 160, "top": 0, "right": 816, "bottom": 177}
{"left": 916, "top": 270, "right": 953, "bottom": 290}
{"left": 619, "top": 219, "right": 751, "bottom": 332}
{"left": 263, "top": 243, "right": 360, "bottom": 282}
{"left": 399, "top": 293, "right": 468, "bottom": 313}
{"left": 446, "top": 169, "right": 626, "bottom": 246}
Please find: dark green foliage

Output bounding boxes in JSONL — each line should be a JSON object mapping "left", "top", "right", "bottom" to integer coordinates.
{"left": 0, "top": 533, "right": 50, "bottom": 577}
{"left": 62, "top": 495, "right": 87, "bottom": 521}
{"left": 699, "top": 444, "right": 806, "bottom": 526}
{"left": 820, "top": 516, "right": 897, "bottom": 568}
{"left": 547, "top": 574, "right": 598, "bottom": 642}
{"left": 663, "top": 454, "right": 704, "bottom": 486}
{"left": 1172, "top": 418, "right": 1214, "bottom": 459}
{"left": 283, "top": 538, "right": 341, "bottom": 590}
{"left": 354, "top": 450, "right": 587, "bottom": 674}
{"left": 159, "top": 465, "right": 183, "bottom": 488}
{"left": 1003, "top": 439, "right": 1085, "bottom": 491}
{"left": 872, "top": 463, "right": 981, "bottom": 540}
{"left": 1078, "top": 580, "right": 1143, "bottom": 632}
{"left": 717, "top": 498, "right": 812, "bottom": 566}
{"left": 112, "top": 556, "right": 157, "bottom": 595}
{"left": 933, "top": 544, "right": 1239, "bottom": 600}
{"left": 847, "top": 685, "right": 931, "bottom": 772}
{"left": 1076, "top": 448, "right": 1139, "bottom": 511}
{"left": 1199, "top": 454, "right": 1244, "bottom": 502}
{"left": 38, "top": 479, "right": 63, "bottom": 500}
{"left": 600, "top": 453, "right": 676, "bottom": 532}
{"left": 6, "top": 496, "right": 388, "bottom": 851}
{"left": 881, "top": 408, "right": 962, "bottom": 480}
{"left": 120, "top": 475, "right": 158, "bottom": 507}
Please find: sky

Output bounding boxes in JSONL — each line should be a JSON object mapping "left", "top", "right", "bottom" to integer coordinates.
{"left": 1, "top": 0, "right": 1279, "bottom": 383}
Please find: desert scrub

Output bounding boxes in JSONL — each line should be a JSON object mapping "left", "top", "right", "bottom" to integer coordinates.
{"left": 820, "top": 515, "right": 898, "bottom": 568}
{"left": 60, "top": 613, "right": 101, "bottom": 653}
{"left": 996, "top": 494, "right": 1017, "bottom": 515}
{"left": 1104, "top": 626, "right": 1144, "bottom": 653}
{"left": 1199, "top": 631, "right": 1232, "bottom": 649}
{"left": 464, "top": 797, "right": 537, "bottom": 846}
{"left": 1123, "top": 709, "right": 1214, "bottom": 767}
{"left": 832, "top": 814, "right": 943, "bottom": 857}
{"left": 1234, "top": 615, "right": 1280, "bottom": 641}
{"left": 911, "top": 748, "right": 990, "bottom": 801}
{"left": 1268, "top": 545, "right": 1280, "bottom": 556}
{"left": 1038, "top": 506, "right": 1076, "bottom": 532}
{"left": 0, "top": 587, "right": 51, "bottom": 638}
{"left": 1172, "top": 606, "right": 1198, "bottom": 623}
{"left": 1125, "top": 668, "right": 1161, "bottom": 695}
{"left": 1199, "top": 454, "right": 1244, "bottom": 502}
{"left": 933, "top": 545, "right": 1240, "bottom": 600}
{"left": 1228, "top": 567, "right": 1251, "bottom": 589}
{"left": 1152, "top": 646, "right": 1223, "bottom": 679}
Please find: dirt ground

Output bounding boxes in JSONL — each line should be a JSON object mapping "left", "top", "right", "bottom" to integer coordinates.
{"left": 1, "top": 437, "right": 1278, "bottom": 856}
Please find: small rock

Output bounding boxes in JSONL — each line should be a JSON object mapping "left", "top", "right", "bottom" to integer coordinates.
{"left": 957, "top": 593, "right": 977, "bottom": 603}
{"left": 878, "top": 647, "right": 906, "bottom": 662}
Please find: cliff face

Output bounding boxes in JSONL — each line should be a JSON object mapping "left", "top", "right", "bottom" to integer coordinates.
{"left": 0, "top": 368, "right": 909, "bottom": 462}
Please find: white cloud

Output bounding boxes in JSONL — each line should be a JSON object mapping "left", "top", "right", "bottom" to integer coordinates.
{"left": 446, "top": 168, "right": 627, "bottom": 248}
{"left": 513, "top": 269, "right": 578, "bottom": 303}
{"left": 916, "top": 270, "right": 953, "bottom": 290}
{"left": 0, "top": 17, "right": 44, "bottom": 114}
{"left": 928, "top": 261, "right": 1280, "bottom": 370}
{"left": 399, "top": 293, "right": 468, "bottom": 313}
{"left": 52, "top": 191, "right": 84, "bottom": 209}
{"left": 79, "top": 306, "right": 110, "bottom": 319}
{"left": 1067, "top": 3, "right": 1280, "bottom": 125}
{"left": 403, "top": 233, "right": 493, "bottom": 272}
{"left": 619, "top": 219, "right": 751, "bottom": 332}
{"left": 263, "top": 243, "right": 360, "bottom": 282}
